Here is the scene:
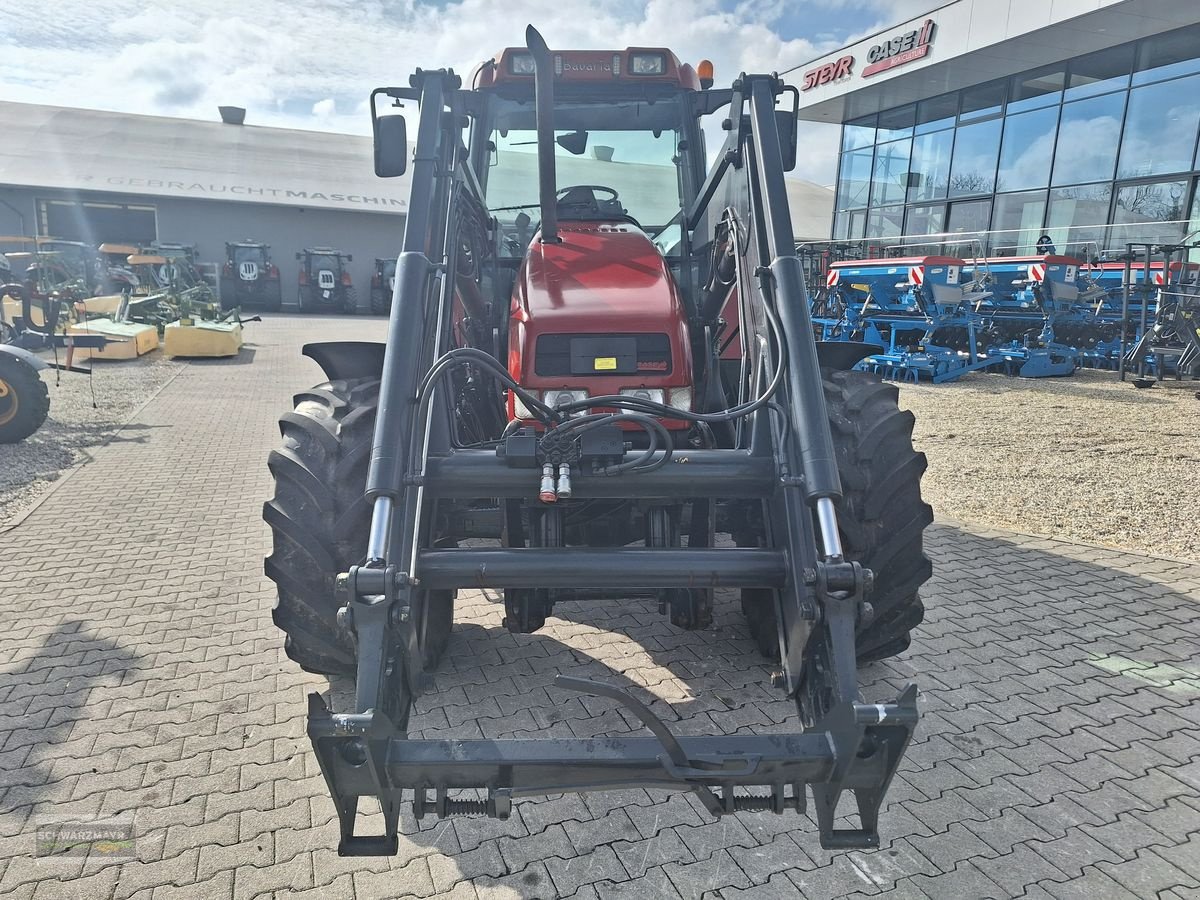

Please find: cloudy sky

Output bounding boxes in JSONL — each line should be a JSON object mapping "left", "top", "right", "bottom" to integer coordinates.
{"left": 0, "top": 0, "right": 933, "bottom": 186}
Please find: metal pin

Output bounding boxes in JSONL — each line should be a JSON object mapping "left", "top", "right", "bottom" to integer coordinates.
{"left": 538, "top": 463, "right": 557, "bottom": 503}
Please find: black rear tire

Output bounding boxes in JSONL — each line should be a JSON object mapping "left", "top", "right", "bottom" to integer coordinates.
{"left": 263, "top": 377, "right": 454, "bottom": 675}
{"left": 342, "top": 286, "right": 358, "bottom": 316}
{"left": 741, "top": 368, "right": 931, "bottom": 664}
{"left": 0, "top": 354, "right": 50, "bottom": 444}
{"left": 370, "top": 288, "right": 389, "bottom": 316}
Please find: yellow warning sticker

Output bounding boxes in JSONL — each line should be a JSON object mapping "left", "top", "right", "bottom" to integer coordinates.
{"left": 594, "top": 357, "right": 617, "bottom": 371}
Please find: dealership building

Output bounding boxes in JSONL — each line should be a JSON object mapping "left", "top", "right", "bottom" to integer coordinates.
{"left": 0, "top": 101, "right": 413, "bottom": 308}
{"left": 796, "top": 0, "right": 1200, "bottom": 257}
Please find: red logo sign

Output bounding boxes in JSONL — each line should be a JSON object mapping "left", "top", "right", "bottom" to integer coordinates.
{"left": 863, "top": 19, "right": 935, "bottom": 78}
{"left": 802, "top": 55, "right": 854, "bottom": 91}
{"left": 636, "top": 360, "right": 669, "bottom": 372}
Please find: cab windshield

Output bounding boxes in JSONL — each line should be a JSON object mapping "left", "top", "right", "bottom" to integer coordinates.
{"left": 483, "top": 96, "right": 684, "bottom": 253}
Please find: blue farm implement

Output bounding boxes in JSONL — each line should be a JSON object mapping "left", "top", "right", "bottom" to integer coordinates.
{"left": 823, "top": 257, "right": 999, "bottom": 382}
{"left": 962, "top": 256, "right": 1082, "bottom": 378}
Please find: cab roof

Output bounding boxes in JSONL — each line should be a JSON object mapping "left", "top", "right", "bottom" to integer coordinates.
{"left": 477, "top": 46, "right": 700, "bottom": 91}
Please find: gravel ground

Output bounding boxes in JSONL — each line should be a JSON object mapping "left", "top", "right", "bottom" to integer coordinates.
{"left": 0, "top": 353, "right": 182, "bottom": 528}
{"left": 900, "top": 367, "right": 1200, "bottom": 561}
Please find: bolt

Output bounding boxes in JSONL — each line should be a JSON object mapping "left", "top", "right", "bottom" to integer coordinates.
{"left": 802, "top": 567, "right": 818, "bottom": 585}
{"left": 769, "top": 669, "right": 787, "bottom": 690}
{"left": 334, "top": 573, "right": 349, "bottom": 598}
{"left": 392, "top": 605, "right": 410, "bottom": 625}
{"left": 721, "top": 117, "right": 733, "bottom": 131}
{"left": 858, "top": 601, "right": 875, "bottom": 626}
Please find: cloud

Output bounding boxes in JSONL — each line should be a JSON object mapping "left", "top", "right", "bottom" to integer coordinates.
{"left": 0, "top": 0, "right": 890, "bottom": 184}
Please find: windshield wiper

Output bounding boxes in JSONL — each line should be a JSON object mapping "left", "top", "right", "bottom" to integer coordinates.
{"left": 489, "top": 202, "right": 542, "bottom": 213}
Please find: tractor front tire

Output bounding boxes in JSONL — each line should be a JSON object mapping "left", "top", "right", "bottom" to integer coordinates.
{"left": 342, "top": 286, "right": 358, "bottom": 316}
{"left": 263, "top": 377, "right": 454, "bottom": 675}
{"left": 0, "top": 355, "right": 50, "bottom": 443}
{"left": 742, "top": 368, "right": 931, "bottom": 664}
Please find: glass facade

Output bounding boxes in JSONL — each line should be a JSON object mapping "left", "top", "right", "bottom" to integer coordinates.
{"left": 831, "top": 23, "right": 1200, "bottom": 256}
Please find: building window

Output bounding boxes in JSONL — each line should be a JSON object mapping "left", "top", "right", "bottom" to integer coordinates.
{"left": 949, "top": 118, "right": 1002, "bottom": 197}
{"left": 1009, "top": 66, "right": 1065, "bottom": 114}
{"left": 871, "top": 139, "right": 911, "bottom": 206}
{"left": 876, "top": 105, "right": 915, "bottom": 142}
{"left": 833, "top": 209, "right": 867, "bottom": 240}
{"left": 997, "top": 106, "right": 1059, "bottom": 192}
{"left": 38, "top": 199, "right": 158, "bottom": 245}
{"left": 842, "top": 116, "right": 876, "bottom": 152}
{"left": 915, "top": 94, "right": 958, "bottom": 135}
{"left": 837, "top": 147, "right": 874, "bottom": 209}
{"left": 904, "top": 203, "right": 945, "bottom": 242}
{"left": 866, "top": 206, "right": 904, "bottom": 240}
{"left": 992, "top": 191, "right": 1049, "bottom": 255}
{"left": 959, "top": 80, "right": 1006, "bottom": 124}
{"left": 947, "top": 198, "right": 991, "bottom": 237}
{"left": 1133, "top": 23, "right": 1200, "bottom": 87}
{"left": 1053, "top": 92, "right": 1125, "bottom": 186}
{"left": 908, "top": 130, "right": 953, "bottom": 203}
{"left": 1111, "top": 179, "right": 1190, "bottom": 248}
{"left": 1046, "top": 183, "right": 1112, "bottom": 255}
{"left": 1066, "top": 45, "right": 1134, "bottom": 100}
{"left": 1117, "top": 75, "right": 1200, "bottom": 180}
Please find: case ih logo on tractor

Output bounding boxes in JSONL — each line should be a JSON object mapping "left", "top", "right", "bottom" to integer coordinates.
{"left": 264, "top": 24, "right": 931, "bottom": 856}
{"left": 863, "top": 18, "right": 936, "bottom": 77}
{"left": 801, "top": 55, "right": 853, "bottom": 91}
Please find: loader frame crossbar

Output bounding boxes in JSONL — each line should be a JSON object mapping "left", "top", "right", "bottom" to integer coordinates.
{"left": 310, "top": 42, "right": 920, "bottom": 857}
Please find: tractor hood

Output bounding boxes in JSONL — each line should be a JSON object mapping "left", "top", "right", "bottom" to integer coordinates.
{"left": 513, "top": 223, "right": 686, "bottom": 330}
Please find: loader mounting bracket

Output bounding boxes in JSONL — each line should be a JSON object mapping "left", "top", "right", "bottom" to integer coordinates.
{"left": 307, "top": 675, "right": 919, "bottom": 856}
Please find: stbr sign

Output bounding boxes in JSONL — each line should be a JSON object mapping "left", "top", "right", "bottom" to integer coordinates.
{"left": 863, "top": 18, "right": 936, "bottom": 78}
{"left": 801, "top": 55, "right": 854, "bottom": 91}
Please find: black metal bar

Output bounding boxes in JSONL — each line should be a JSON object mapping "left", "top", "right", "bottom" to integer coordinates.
{"left": 526, "top": 26, "right": 558, "bottom": 244}
{"left": 416, "top": 547, "right": 787, "bottom": 589}
{"left": 367, "top": 72, "right": 449, "bottom": 501}
{"left": 747, "top": 78, "right": 841, "bottom": 504}
{"left": 686, "top": 128, "right": 738, "bottom": 231}
{"left": 423, "top": 449, "right": 776, "bottom": 498}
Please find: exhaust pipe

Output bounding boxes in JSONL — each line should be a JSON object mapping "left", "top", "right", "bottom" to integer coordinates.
{"left": 525, "top": 25, "right": 559, "bottom": 244}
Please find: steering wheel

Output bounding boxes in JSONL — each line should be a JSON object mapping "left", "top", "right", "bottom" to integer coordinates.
{"left": 555, "top": 185, "right": 621, "bottom": 217}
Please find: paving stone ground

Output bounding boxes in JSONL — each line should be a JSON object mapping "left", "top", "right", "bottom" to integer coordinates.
{"left": 1, "top": 314, "right": 1198, "bottom": 900}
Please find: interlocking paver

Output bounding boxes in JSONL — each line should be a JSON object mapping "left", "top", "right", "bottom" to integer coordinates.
{"left": 1, "top": 314, "right": 1198, "bottom": 900}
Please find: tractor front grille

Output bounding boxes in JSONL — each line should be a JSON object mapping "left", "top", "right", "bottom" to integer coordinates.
{"left": 534, "top": 333, "right": 672, "bottom": 377}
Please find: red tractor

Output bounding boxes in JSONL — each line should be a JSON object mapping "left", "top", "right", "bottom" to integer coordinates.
{"left": 264, "top": 27, "right": 930, "bottom": 854}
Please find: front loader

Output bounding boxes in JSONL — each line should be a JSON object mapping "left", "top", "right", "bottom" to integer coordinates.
{"left": 264, "top": 27, "right": 932, "bottom": 856}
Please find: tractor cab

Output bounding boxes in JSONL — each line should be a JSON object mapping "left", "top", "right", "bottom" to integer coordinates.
{"left": 296, "top": 247, "right": 355, "bottom": 314}
{"left": 220, "top": 241, "right": 281, "bottom": 311}
{"left": 449, "top": 44, "right": 725, "bottom": 438}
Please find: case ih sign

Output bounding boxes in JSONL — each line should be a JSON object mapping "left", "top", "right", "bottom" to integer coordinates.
{"left": 801, "top": 55, "right": 854, "bottom": 91}
{"left": 863, "top": 19, "right": 936, "bottom": 77}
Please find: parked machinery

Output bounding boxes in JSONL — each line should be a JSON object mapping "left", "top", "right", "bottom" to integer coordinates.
{"left": 369, "top": 256, "right": 397, "bottom": 315}
{"left": 296, "top": 247, "right": 356, "bottom": 314}
{"left": 822, "top": 256, "right": 998, "bottom": 382}
{"left": 963, "top": 256, "right": 1081, "bottom": 378}
{"left": 1, "top": 239, "right": 110, "bottom": 440}
{"left": 1119, "top": 242, "right": 1200, "bottom": 382}
{"left": 263, "top": 27, "right": 930, "bottom": 854}
{"left": 220, "top": 241, "right": 282, "bottom": 311}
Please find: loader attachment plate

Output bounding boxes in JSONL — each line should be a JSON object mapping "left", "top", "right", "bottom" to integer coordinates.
{"left": 308, "top": 678, "right": 918, "bottom": 856}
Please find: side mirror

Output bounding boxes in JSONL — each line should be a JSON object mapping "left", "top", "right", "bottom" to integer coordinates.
{"left": 374, "top": 114, "right": 408, "bottom": 177}
{"left": 775, "top": 110, "right": 797, "bottom": 173}
{"left": 346, "top": 254, "right": 353, "bottom": 262}
{"left": 295, "top": 252, "right": 302, "bottom": 260}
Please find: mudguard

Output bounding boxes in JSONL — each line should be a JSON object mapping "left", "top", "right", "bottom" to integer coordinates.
{"left": 0, "top": 344, "right": 49, "bottom": 371}
{"left": 303, "top": 341, "right": 386, "bottom": 382}
{"left": 815, "top": 341, "right": 883, "bottom": 371}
